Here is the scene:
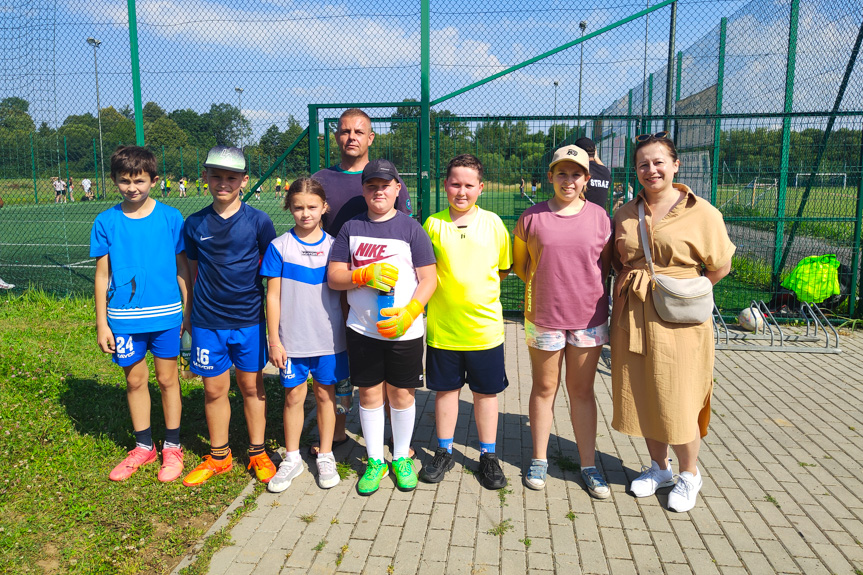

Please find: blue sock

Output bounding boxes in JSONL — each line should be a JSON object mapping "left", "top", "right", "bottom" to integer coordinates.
{"left": 438, "top": 437, "right": 454, "bottom": 454}
{"left": 480, "top": 442, "right": 495, "bottom": 454}
{"left": 134, "top": 427, "right": 154, "bottom": 450}
{"left": 164, "top": 427, "right": 181, "bottom": 449}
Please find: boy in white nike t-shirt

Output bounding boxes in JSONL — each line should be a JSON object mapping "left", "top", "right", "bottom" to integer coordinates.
{"left": 327, "top": 158, "right": 436, "bottom": 495}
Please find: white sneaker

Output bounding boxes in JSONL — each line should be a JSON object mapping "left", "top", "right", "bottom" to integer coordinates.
{"left": 667, "top": 470, "right": 703, "bottom": 512}
{"left": 629, "top": 460, "right": 674, "bottom": 497}
{"left": 316, "top": 452, "right": 340, "bottom": 489}
{"left": 267, "top": 458, "right": 304, "bottom": 493}
{"left": 0, "top": 278, "right": 14, "bottom": 290}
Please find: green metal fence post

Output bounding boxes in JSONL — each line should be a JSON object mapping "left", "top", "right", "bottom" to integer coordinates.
{"left": 772, "top": 0, "right": 800, "bottom": 290}
{"left": 161, "top": 146, "right": 166, "bottom": 184}
{"left": 196, "top": 148, "right": 200, "bottom": 195}
{"left": 127, "top": 0, "right": 145, "bottom": 145}
{"left": 420, "top": 0, "right": 431, "bottom": 221}
{"left": 850, "top": 125, "right": 863, "bottom": 317}
{"left": 711, "top": 18, "right": 727, "bottom": 206}
{"left": 675, "top": 51, "right": 682, "bottom": 103}
{"left": 664, "top": 1, "right": 677, "bottom": 132}
{"left": 309, "top": 105, "right": 320, "bottom": 174}
{"left": 30, "top": 133, "right": 38, "bottom": 203}
{"left": 93, "top": 139, "right": 100, "bottom": 198}
{"left": 179, "top": 147, "right": 184, "bottom": 179}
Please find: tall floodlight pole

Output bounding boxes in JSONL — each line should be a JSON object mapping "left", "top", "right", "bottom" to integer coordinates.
{"left": 235, "top": 87, "right": 244, "bottom": 148}
{"left": 87, "top": 37, "right": 106, "bottom": 198}
{"left": 578, "top": 21, "right": 587, "bottom": 124}
{"left": 553, "top": 81, "right": 559, "bottom": 148}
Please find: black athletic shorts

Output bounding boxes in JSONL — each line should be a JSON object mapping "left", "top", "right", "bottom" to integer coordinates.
{"left": 345, "top": 328, "right": 424, "bottom": 389}
{"left": 426, "top": 344, "right": 508, "bottom": 394}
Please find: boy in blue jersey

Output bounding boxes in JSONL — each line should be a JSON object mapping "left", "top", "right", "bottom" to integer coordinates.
{"left": 90, "top": 146, "right": 191, "bottom": 483}
{"left": 182, "top": 146, "right": 279, "bottom": 487}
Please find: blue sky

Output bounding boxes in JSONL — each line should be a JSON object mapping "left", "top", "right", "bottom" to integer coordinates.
{"left": 5, "top": 0, "right": 862, "bottom": 139}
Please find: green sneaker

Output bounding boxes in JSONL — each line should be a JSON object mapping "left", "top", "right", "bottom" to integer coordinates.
{"left": 393, "top": 457, "right": 418, "bottom": 491}
{"left": 357, "top": 458, "right": 388, "bottom": 495}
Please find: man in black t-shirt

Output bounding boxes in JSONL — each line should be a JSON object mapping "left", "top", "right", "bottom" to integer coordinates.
{"left": 575, "top": 137, "right": 611, "bottom": 211}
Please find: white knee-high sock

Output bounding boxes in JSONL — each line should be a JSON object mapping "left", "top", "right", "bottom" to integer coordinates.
{"left": 390, "top": 402, "right": 416, "bottom": 460}
{"left": 359, "top": 404, "right": 385, "bottom": 462}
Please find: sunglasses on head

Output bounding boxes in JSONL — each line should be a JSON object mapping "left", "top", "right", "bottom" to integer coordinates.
{"left": 635, "top": 130, "right": 670, "bottom": 143}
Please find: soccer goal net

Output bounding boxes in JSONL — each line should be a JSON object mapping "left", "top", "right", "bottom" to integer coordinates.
{"left": 794, "top": 172, "right": 847, "bottom": 189}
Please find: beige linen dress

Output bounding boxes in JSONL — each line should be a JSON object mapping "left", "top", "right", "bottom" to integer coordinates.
{"left": 611, "top": 184, "right": 735, "bottom": 445}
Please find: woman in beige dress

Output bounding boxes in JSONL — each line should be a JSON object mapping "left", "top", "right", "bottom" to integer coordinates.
{"left": 610, "top": 132, "right": 734, "bottom": 512}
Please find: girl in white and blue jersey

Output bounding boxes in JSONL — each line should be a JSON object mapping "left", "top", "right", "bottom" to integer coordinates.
{"left": 260, "top": 178, "right": 348, "bottom": 492}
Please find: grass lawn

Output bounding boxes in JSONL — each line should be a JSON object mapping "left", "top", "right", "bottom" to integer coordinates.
{"left": 0, "top": 290, "right": 291, "bottom": 574}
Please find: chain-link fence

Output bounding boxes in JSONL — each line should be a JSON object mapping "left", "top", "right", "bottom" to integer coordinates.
{"left": 2, "top": 0, "right": 863, "bottom": 318}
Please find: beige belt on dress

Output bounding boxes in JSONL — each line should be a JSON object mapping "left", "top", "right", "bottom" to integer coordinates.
{"left": 616, "top": 268, "right": 651, "bottom": 356}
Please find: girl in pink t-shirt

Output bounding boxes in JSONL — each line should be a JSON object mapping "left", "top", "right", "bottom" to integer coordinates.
{"left": 513, "top": 145, "right": 612, "bottom": 498}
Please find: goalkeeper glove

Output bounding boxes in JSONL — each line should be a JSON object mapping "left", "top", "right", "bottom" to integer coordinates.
{"left": 351, "top": 262, "right": 398, "bottom": 292}
{"left": 377, "top": 299, "right": 424, "bottom": 339}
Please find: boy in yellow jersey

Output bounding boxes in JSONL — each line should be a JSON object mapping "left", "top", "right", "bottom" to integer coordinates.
{"left": 420, "top": 154, "right": 512, "bottom": 490}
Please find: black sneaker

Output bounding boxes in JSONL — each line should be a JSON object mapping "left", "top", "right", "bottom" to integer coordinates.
{"left": 479, "top": 453, "right": 507, "bottom": 490}
{"left": 419, "top": 448, "right": 454, "bottom": 483}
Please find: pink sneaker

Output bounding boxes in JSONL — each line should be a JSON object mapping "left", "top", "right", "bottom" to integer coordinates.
{"left": 109, "top": 446, "right": 158, "bottom": 481}
{"left": 158, "top": 447, "right": 185, "bottom": 483}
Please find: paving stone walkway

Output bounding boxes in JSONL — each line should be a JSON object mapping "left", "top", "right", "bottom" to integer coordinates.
{"left": 178, "top": 320, "right": 863, "bottom": 574}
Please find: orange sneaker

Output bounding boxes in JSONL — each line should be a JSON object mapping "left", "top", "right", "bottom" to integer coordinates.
{"left": 158, "top": 447, "right": 185, "bottom": 483}
{"left": 182, "top": 454, "right": 233, "bottom": 487}
{"left": 109, "top": 446, "right": 158, "bottom": 481}
{"left": 247, "top": 452, "right": 277, "bottom": 483}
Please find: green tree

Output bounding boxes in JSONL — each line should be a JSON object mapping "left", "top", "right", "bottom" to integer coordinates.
{"left": 204, "top": 103, "right": 249, "bottom": 147}
{"left": 146, "top": 116, "right": 189, "bottom": 149}
{"left": 142, "top": 101, "right": 166, "bottom": 124}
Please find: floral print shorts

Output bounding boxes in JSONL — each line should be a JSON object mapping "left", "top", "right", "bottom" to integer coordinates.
{"left": 524, "top": 318, "right": 609, "bottom": 351}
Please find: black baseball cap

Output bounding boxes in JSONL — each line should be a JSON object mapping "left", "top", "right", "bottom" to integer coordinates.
{"left": 362, "top": 158, "right": 400, "bottom": 184}
{"left": 573, "top": 137, "right": 596, "bottom": 156}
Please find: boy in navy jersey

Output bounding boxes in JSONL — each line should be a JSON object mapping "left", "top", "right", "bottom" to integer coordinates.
{"left": 181, "top": 146, "right": 278, "bottom": 487}
{"left": 90, "top": 146, "right": 191, "bottom": 482}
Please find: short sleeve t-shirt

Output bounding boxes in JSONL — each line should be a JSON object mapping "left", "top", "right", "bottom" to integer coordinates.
{"left": 89, "top": 201, "right": 185, "bottom": 333}
{"left": 329, "top": 211, "right": 435, "bottom": 341}
{"left": 313, "top": 166, "right": 413, "bottom": 237}
{"left": 183, "top": 202, "right": 277, "bottom": 329}
{"left": 423, "top": 207, "right": 512, "bottom": 350}
{"left": 585, "top": 162, "right": 611, "bottom": 210}
{"left": 514, "top": 201, "right": 611, "bottom": 330}
{"left": 260, "top": 229, "right": 347, "bottom": 357}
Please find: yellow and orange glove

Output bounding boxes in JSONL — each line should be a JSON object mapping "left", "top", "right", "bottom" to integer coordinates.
{"left": 377, "top": 299, "right": 424, "bottom": 339}
{"left": 351, "top": 262, "right": 398, "bottom": 292}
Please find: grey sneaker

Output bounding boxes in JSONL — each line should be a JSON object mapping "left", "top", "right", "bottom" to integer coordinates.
{"left": 0, "top": 278, "right": 14, "bottom": 290}
{"left": 267, "top": 458, "right": 304, "bottom": 493}
{"left": 316, "top": 452, "right": 340, "bottom": 489}
{"left": 580, "top": 466, "right": 610, "bottom": 499}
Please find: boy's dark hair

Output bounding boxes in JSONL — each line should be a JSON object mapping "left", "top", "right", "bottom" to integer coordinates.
{"left": 283, "top": 177, "right": 327, "bottom": 211}
{"left": 445, "top": 154, "right": 484, "bottom": 180}
{"left": 110, "top": 146, "right": 158, "bottom": 180}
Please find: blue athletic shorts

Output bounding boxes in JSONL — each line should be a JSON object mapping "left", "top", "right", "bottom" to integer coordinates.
{"left": 280, "top": 351, "right": 349, "bottom": 388}
{"left": 426, "top": 344, "right": 509, "bottom": 395}
{"left": 112, "top": 327, "right": 181, "bottom": 367}
{"left": 190, "top": 324, "right": 266, "bottom": 377}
